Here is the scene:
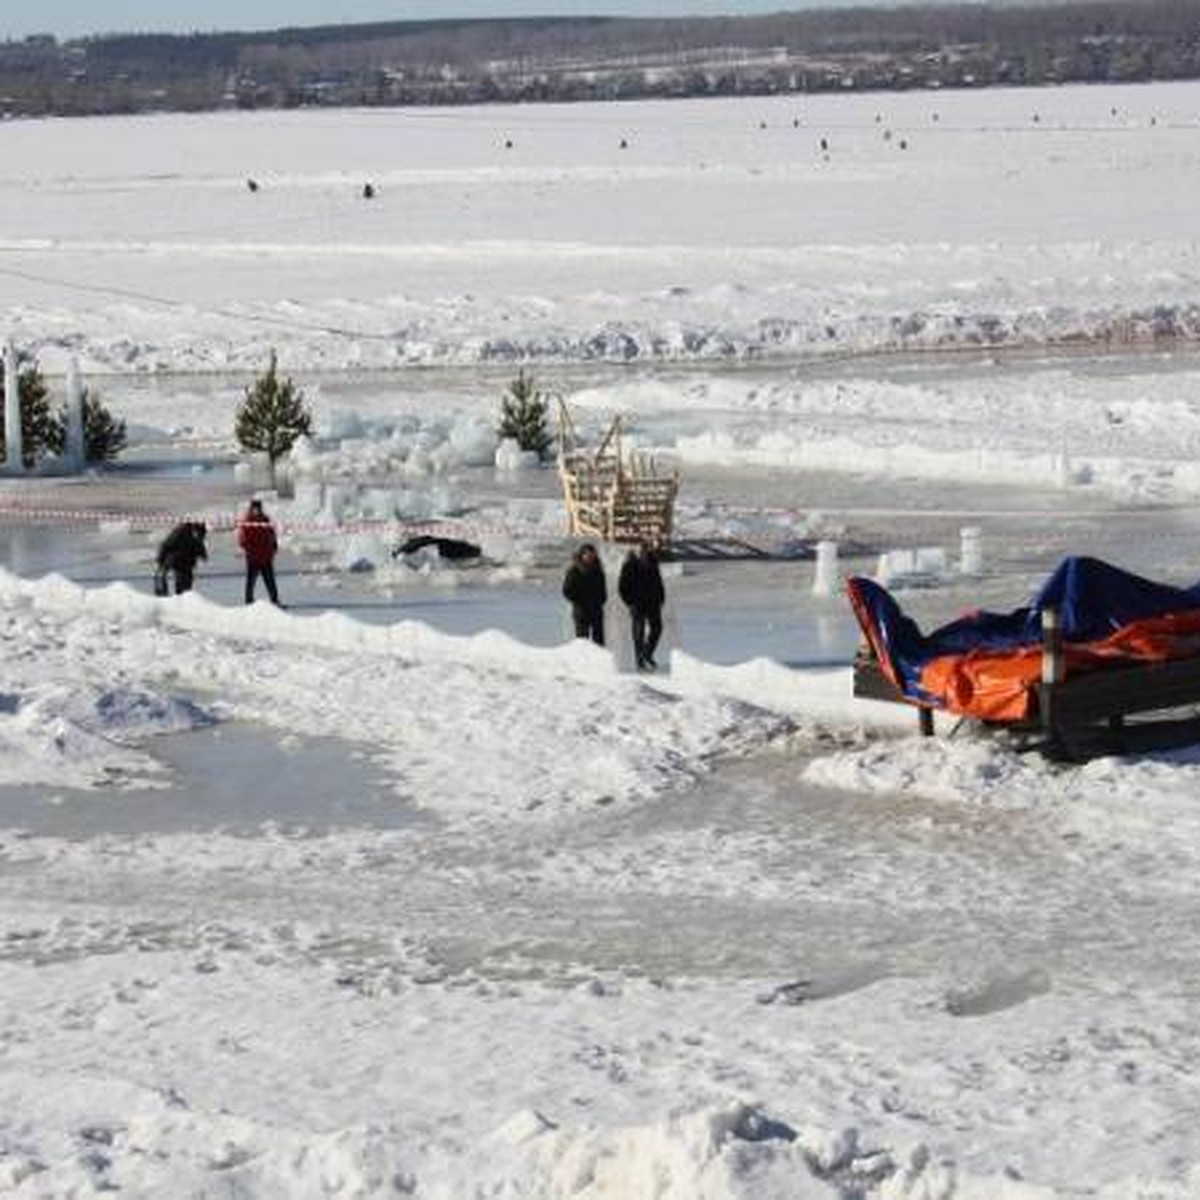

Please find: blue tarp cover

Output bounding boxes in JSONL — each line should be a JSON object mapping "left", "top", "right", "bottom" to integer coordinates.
{"left": 849, "top": 556, "right": 1200, "bottom": 717}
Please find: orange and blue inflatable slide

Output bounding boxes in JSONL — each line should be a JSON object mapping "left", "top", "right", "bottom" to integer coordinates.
{"left": 847, "top": 556, "right": 1200, "bottom": 722}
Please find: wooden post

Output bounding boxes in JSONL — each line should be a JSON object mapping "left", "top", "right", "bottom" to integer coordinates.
{"left": 1041, "top": 605, "right": 1064, "bottom": 743}
{"left": 812, "top": 539, "right": 839, "bottom": 596}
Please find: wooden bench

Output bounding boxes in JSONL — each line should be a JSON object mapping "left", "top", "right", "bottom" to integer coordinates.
{"left": 852, "top": 606, "right": 1200, "bottom": 758}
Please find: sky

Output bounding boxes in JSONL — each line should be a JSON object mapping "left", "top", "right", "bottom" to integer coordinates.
{"left": 2, "top": 1, "right": 894, "bottom": 41}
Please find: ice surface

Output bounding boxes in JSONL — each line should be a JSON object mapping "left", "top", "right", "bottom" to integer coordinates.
{"left": 3, "top": 84, "right": 1200, "bottom": 1198}
{"left": 3, "top": 84, "right": 1200, "bottom": 379}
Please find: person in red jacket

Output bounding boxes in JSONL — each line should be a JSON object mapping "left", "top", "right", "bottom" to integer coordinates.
{"left": 236, "top": 498, "right": 280, "bottom": 605}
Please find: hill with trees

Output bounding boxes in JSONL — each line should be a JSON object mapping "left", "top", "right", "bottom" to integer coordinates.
{"left": 1, "top": 2, "right": 1197, "bottom": 117}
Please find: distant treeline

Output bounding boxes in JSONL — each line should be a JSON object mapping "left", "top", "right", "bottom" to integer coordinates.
{"left": 2, "top": 2, "right": 1199, "bottom": 117}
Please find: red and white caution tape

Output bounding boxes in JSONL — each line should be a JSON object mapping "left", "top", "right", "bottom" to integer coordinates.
{"left": 0, "top": 503, "right": 505, "bottom": 539}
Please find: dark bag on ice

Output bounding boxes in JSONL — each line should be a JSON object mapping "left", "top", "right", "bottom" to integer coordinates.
{"left": 394, "top": 535, "right": 482, "bottom": 561}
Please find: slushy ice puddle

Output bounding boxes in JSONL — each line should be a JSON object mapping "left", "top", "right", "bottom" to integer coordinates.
{"left": 0, "top": 718, "right": 1191, "bottom": 1011}
{"left": 412, "top": 744, "right": 1200, "bottom": 1002}
{"left": 0, "top": 721, "right": 421, "bottom": 837}
{"left": 443, "top": 750, "right": 1035, "bottom": 988}
{"left": 260, "top": 744, "right": 1183, "bottom": 998}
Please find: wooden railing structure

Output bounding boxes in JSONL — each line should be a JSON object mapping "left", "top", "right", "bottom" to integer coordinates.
{"left": 556, "top": 399, "right": 679, "bottom": 545}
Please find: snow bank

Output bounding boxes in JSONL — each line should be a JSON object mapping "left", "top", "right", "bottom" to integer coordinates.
{"left": 802, "top": 735, "right": 1057, "bottom": 810}
{"left": 803, "top": 727, "right": 1200, "bottom": 847}
{"left": 0, "top": 567, "right": 902, "bottom": 726}
{"left": 427, "top": 1102, "right": 928, "bottom": 1200}
{"left": 675, "top": 427, "right": 1072, "bottom": 489}
{"left": 0, "top": 1071, "right": 424, "bottom": 1199}
{"left": 0, "top": 1070, "right": 1065, "bottom": 1200}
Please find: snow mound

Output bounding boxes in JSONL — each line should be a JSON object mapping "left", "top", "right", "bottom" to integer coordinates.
{"left": 433, "top": 1103, "right": 817, "bottom": 1199}
{"left": 429, "top": 1102, "right": 1056, "bottom": 1200}
{"left": 805, "top": 730, "right": 1200, "bottom": 818}
{"left": 0, "top": 1080, "right": 1064, "bottom": 1200}
{"left": 802, "top": 736, "right": 1064, "bottom": 810}
{"left": 0, "top": 683, "right": 214, "bottom": 791}
{"left": 495, "top": 437, "right": 543, "bottom": 470}
{"left": 0, "top": 1072, "right": 420, "bottom": 1199}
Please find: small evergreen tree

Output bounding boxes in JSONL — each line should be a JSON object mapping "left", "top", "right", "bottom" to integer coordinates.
{"left": 497, "top": 368, "right": 552, "bottom": 460}
{"left": 81, "top": 390, "right": 128, "bottom": 462}
{"left": 235, "top": 352, "right": 312, "bottom": 475}
{"left": 47, "top": 388, "right": 128, "bottom": 464}
{"left": 0, "top": 355, "right": 59, "bottom": 468}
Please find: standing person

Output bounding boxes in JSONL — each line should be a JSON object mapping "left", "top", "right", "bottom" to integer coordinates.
{"left": 237, "top": 498, "right": 280, "bottom": 605}
{"left": 619, "top": 541, "right": 666, "bottom": 670}
{"left": 155, "top": 520, "right": 207, "bottom": 596}
{"left": 562, "top": 542, "right": 607, "bottom": 645}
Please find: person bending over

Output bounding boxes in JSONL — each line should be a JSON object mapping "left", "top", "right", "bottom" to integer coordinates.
{"left": 155, "top": 521, "right": 207, "bottom": 595}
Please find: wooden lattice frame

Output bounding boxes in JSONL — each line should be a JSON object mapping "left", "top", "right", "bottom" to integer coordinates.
{"left": 556, "top": 398, "right": 679, "bottom": 544}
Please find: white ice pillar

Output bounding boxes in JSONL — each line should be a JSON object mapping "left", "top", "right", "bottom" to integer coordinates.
{"left": 960, "top": 526, "right": 983, "bottom": 576}
{"left": 66, "top": 356, "right": 85, "bottom": 471}
{"left": 3, "top": 342, "right": 22, "bottom": 474}
{"left": 1056, "top": 443, "right": 1072, "bottom": 490}
{"left": 811, "top": 539, "right": 840, "bottom": 597}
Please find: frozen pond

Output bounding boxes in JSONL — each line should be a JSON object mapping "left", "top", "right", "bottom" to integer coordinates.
{"left": 0, "top": 516, "right": 866, "bottom": 664}
{"left": 8, "top": 478, "right": 1192, "bottom": 669}
{"left": 95, "top": 339, "right": 1200, "bottom": 402}
{"left": 9, "top": 344, "right": 1200, "bottom": 668}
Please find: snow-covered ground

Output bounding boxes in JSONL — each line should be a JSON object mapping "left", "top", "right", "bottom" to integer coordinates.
{"left": 5, "top": 567, "right": 1200, "bottom": 1198}
{"left": 2, "top": 82, "right": 1200, "bottom": 374}
{"left": 4, "top": 84, "right": 1200, "bottom": 1198}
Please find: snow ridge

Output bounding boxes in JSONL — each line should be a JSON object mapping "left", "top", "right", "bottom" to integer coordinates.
{"left": 19, "top": 301, "right": 1200, "bottom": 377}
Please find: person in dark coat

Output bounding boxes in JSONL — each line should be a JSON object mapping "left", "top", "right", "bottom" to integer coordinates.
{"left": 563, "top": 543, "right": 607, "bottom": 645}
{"left": 618, "top": 541, "right": 666, "bottom": 670}
{"left": 155, "top": 521, "right": 207, "bottom": 595}
{"left": 236, "top": 499, "right": 280, "bottom": 605}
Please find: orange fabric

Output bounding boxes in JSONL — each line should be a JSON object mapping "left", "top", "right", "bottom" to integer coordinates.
{"left": 917, "top": 609, "right": 1200, "bottom": 723}
{"left": 920, "top": 647, "right": 1042, "bottom": 722}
